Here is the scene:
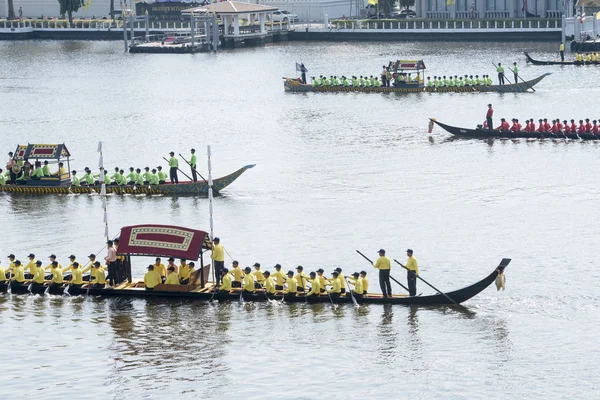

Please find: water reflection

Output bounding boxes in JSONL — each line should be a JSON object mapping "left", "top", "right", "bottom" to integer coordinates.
{"left": 377, "top": 304, "right": 399, "bottom": 364}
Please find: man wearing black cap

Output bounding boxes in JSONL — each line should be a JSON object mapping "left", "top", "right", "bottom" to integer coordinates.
{"left": 242, "top": 266, "right": 254, "bottom": 300}
{"left": 144, "top": 265, "right": 161, "bottom": 290}
{"left": 168, "top": 151, "right": 179, "bottom": 184}
{"left": 405, "top": 249, "right": 419, "bottom": 297}
{"left": 328, "top": 271, "right": 341, "bottom": 298}
{"left": 486, "top": 104, "right": 493, "bottom": 131}
{"left": 44, "top": 254, "right": 62, "bottom": 280}
{"left": 188, "top": 149, "right": 197, "bottom": 182}
{"left": 24, "top": 253, "right": 37, "bottom": 279}
{"left": 335, "top": 267, "right": 346, "bottom": 294}
{"left": 295, "top": 266, "right": 306, "bottom": 294}
{"left": 63, "top": 254, "right": 77, "bottom": 281}
{"left": 284, "top": 271, "right": 297, "bottom": 300}
{"left": 252, "top": 262, "right": 265, "bottom": 289}
{"left": 11, "top": 260, "right": 25, "bottom": 284}
{"left": 272, "top": 264, "right": 285, "bottom": 291}
{"left": 349, "top": 272, "right": 363, "bottom": 300}
{"left": 306, "top": 272, "right": 321, "bottom": 300}
{"left": 373, "top": 249, "right": 392, "bottom": 298}
{"left": 211, "top": 237, "right": 225, "bottom": 286}
{"left": 316, "top": 268, "right": 326, "bottom": 293}
{"left": 32, "top": 261, "right": 45, "bottom": 288}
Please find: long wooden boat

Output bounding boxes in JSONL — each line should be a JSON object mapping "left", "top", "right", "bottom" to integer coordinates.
{"left": 524, "top": 51, "right": 593, "bottom": 66}
{"left": 431, "top": 119, "right": 600, "bottom": 140}
{"left": 284, "top": 74, "right": 550, "bottom": 94}
{"left": 0, "top": 164, "right": 255, "bottom": 195}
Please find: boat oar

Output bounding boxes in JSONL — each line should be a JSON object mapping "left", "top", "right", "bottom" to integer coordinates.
{"left": 161, "top": 157, "right": 193, "bottom": 181}
{"left": 7, "top": 269, "right": 12, "bottom": 294}
{"left": 392, "top": 259, "right": 459, "bottom": 306}
{"left": 355, "top": 250, "right": 409, "bottom": 293}
{"left": 507, "top": 66, "right": 536, "bottom": 92}
{"left": 343, "top": 276, "right": 359, "bottom": 307}
{"left": 178, "top": 153, "right": 207, "bottom": 182}
{"left": 491, "top": 62, "right": 512, "bottom": 85}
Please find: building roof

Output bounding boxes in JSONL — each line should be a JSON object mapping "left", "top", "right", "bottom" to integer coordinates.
{"left": 13, "top": 144, "right": 71, "bottom": 161}
{"left": 183, "top": 1, "right": 279, "bottom": 14}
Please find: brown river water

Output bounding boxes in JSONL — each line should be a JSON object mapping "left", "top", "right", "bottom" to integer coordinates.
{"left": 0, "top": 39, "right": 599, "bottom": 399}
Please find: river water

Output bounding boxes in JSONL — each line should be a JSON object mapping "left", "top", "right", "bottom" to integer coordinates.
{"left": 0, "top": 40, "right": 599, "bottom": 399}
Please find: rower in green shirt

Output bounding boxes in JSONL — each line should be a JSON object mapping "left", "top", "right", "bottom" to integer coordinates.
{"left": 126, "top": 167, "right": 137, "bottom": 185}
{"left": 110, "top": 167, "right": 120, "bottom": 183}
{"left": 31, "top": 162, "right": 44, "bottom": 179}
{"left": 142, "top": 167, "right": 152, "bottom": 184}
{"left": 135, "top": 168, "right": 144, "bottom": 185}
{"left": 42, "top": 161, "right": 51, "bottom": 177}
{"left": 81, "top": 168, "right": 94, "bottom": 186}
{"left": 168, "top": 152, "right": 179, "bottom": 184}
{"left": 116, "top": 170, "right": 127, "bottom": 185}
{"left": 150, "top": 169, "right": 159, "bottom": 185}
{"left": 71, "top": 170, "right": 80, "bottom": 186}
{"left": 0, "top": 169, "right": 5, "bottom": 185}
{"left": 189, "top": 149, "right": 198, "bottom": 182}
{"left": 157, "top": 166, "right": 167, "bottom": 184}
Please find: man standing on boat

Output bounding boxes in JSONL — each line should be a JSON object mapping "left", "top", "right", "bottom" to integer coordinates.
{"left": 496, "top": 63, "right": 505, "bottom": 85}
{"left": 188, "top": 149, "right": 198, "bottom": 182}
{"left": 168, "top": 152, "right": 179, "bottom": 184}
{"left": 405, "top": 249, "right": 419, "bottom": 297}
{"left": 486, "top": 104, "right": 493, "bottom": 131}
{"left": 373, "top": 249, "right": 392, "bottom": 298}
{"left": 559, "top": 42, "right": 565, "bottom": 62}
{"left": 512, "top": 62, "right": 519, "bottom": 83}
{"left": 105, "top": 240, "right": 117, "bottom": 287}
{"left": 211, "top": 237, "right": 225, "bottom": 285}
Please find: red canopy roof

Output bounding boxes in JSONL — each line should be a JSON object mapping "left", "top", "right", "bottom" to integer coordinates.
{"left": 117, "top": 225, "right": 210, "bottom": 260}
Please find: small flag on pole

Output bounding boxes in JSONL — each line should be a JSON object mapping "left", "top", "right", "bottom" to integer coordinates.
{"left": 367, "top": 0, "right": 377, "bottom": 4}
{"left": 295, "top": 62, "right": 307, "bottom": 72}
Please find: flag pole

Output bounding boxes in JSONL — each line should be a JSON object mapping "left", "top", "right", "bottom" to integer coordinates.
{"left": 97, "top": 141, "right": 109, "bottom": 242}
{"left": 207, "top": 145, "right": 215, "bottom": 285}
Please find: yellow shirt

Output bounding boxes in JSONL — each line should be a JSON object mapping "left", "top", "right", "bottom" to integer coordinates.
{"left": 328, "top": 277, "right": 341, "bottom": 293}
{"left": 338, "top": 274, "right": 346, "bottom": 289}
{"left": 243, "top": 273, "right": 254, "bottom": 291}
{"left": 51, "top": 267, "right": 63, "bottom": 284}
{"left": 559, "top": 43, "right": 565, "bottom": 51}
{"left": 0, "top": 266, "right": 5, "bottom": 281}
{"left": 264, "top": 276, "right": 275, "bottom": 293}
{"left": 144, "top": 271, "right": 161, "bottom": 288}
{"left": 12, "top": 266, "right": 25, "bottom": 282}
{"left": 350, "top": 277, "right": 363, "bottom": 294}
{"left": 211, "top": 243, "right": 225, "bottom": 262}
{"left": 165, "top": 272, "right": 180, "bottom": 285}
{"left": 318, "top": 275, "right": 326, "bottom": 290}
{"left": 33, "top": 267, "right": 46, "bottom": 284}
{"left": 25, "top": 260, "right": 38, "bottom": 275}
{"left": 252, "top": 269, "right": 265, "bottom": 284}
{"left": 72, "top": 268, "right": 83, "bottom": 285}
{"left": 154, "top": 263, "right": 167, "bottom": 277}
{"left": 63, "top": 263, "right": 76, "bottom": 274}
{"left": 295, "top": 272, "right": 307, "bottom": 288}
{"left": 167, "top": 263, "right": 178, "bottom": 274}
{"left": 362, "top": 277, "right": 369, "bottom": 292}
{"left": 178, "top": 264, "right": 190, "bottom": 281}
{"left": 220, "top": 273, "right": 232, "bottom": 291}
{"left": 272, "top": 270, "right": 285, "bottom": 286}
{"left": 284, "top": 277, "right": 297, "bottom": 294}
{"left": 307, "top": 278, "right": 321, "bottom": 295}
{"left": 405, "top": 256, "right": 419, "bottom": 275}
{"left": 231, "top": 267, "right": 243, "bottom": 282}
{"left": 93, "top": 267, "right": 106, "bottom": 285}
{"left": 373, "top": 256, "right": 391, "bottom": 270}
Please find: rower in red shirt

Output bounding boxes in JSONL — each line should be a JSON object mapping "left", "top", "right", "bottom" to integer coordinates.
{"left": 551, "top": 120, "right": 559, "bottom": 133}
{"left": 537, "top": 119, "right": 546, "bottom": 132}
{"left": 523, "top": 119, "right": 530, "bottom": 132}
{"left": 529, "top": 119, "right": 536, "bottom": 132}
{"left": 593, "top": 120, "right": 599, "bottom": 134}
{"left": 562, "top": 120, "right": 569, "bottom": 133}
{"left": 578, "top": 120, "right": 586, "bottom": 133}
{"left": 570, "top": 119, "right": 578, "bottom": 132}
{"left": 585, "top": 118, "right": 592, "bottom": 132}
{"left": 557, "top": 119, "right": 564, "bottom": 131}
{"left": 543, "top": 118, "right": 551, "bottom": 131}
{"left": 510, "top": 119, "right": 519, "bottom": 132}
{"left": 516, "top": 119, "right": 522, "bottom": 131}
{"left": 496, "top": 118, "right": 510, "bottom": 131}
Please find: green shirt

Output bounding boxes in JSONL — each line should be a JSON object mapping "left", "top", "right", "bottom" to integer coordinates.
{"left": 513, "top": 65, "right": 518, "bottom": 74}
{"left": 72, "top": 175, "right": 80, "bottom": 186}
{"left": 190, "top": 154, "right": 197, "bottom": 167}
{"left": 42, "top": 165, "right": 50, "bottom": 176}
{"left": 83, "top": 172, "right": 94, "bottom": 184}
{"left": 32, "top": 167, "right": 44, "bottom": 177}
{"left": 0, "top": 174, "right": 5, "bottom": 185}
{"left": 126, "top": 172, "right": 137, "bottom": 183}
{"left": 169, "top": 157, "right": 178, "bottom": 168}
{"left": 135, "top": 174, "right": 144, "bottom": 185}
{"left": 150, "top": 173, "right": 159, "bottom": 185}
{"left": 157, "top": 171, "right": 167, "bottom": 181}
{"left": 143, "top": 171, "right": 152, "bottom": 181}
{"left": 497, "top": 66, "right": 504, "bottom": 73}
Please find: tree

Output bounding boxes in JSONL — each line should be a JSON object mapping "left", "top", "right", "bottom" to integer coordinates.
{"left": 58, "top": 0, "right": 85, "bottom": 25}
{"left": 400, "top": 0, "right": 415, "bottom": 9}
{"left": 110, "top": 0, "right": 114, "bottom": 22}
{"left": 7, "top": 0, "right": 15, "bottom": 19}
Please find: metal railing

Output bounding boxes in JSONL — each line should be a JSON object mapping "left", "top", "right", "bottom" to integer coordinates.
{"left": 329, "top": 18, "right": 562, "bottom": 31}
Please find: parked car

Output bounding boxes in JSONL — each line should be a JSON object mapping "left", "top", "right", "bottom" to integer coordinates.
{"left": 280, "top": 10, "right": 299, "bottom": 23}
{"left": 390, "top": 8, "right": 417, "bottom": 19}
{"left": 365, "top": 4, "right": 384, "bottom": 19}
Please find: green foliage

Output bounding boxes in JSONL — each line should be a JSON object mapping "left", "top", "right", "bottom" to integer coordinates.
{"left": 58, "top": 0, "right": 85, "bottom": 23}
{"left": 8, "top": 0, "right": 15, "bottom": 19}
{"left": 400, "top": 0, "right": 415, "bottom": 8}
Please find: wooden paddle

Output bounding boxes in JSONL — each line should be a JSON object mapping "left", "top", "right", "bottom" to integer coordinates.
{"left": 355, "top": 250, "right": 409, "bottom": 292}
{"left": 161, "top": 157, "right": 193, "bottom": 181}
{"left": 343, "top": 276, "right": 359, "bottom": 307}
{"left": 507, "top": 65, "right": 536, "bottom": 92}
{"left": 491, "top": 62, "right": 512, "bottom": 85}
{"left": 392, "top": 259, "right": 459, "bottom": 306}
{"left": 178, "top": 153, "right": 207, "bottom": 182}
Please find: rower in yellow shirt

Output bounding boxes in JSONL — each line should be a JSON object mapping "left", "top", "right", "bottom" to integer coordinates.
{"left": 360, "top": 271, "right": 369, "bottom": 295}
{"left": 7, "top": 254, "right": 16, "bottom": 273}
{"left": 306, "top": 272, "right": 321, "bottom": 300}
{"left": 231, "top": 261, "right": 243, "bottom": 288}
{"left": 348, "top": 272, "right": 364, "bottom": 299}
{"left": 70, "top": 262, "right": 84, "bottom": 287}
{"left": 178, "top": 260, "right": 191, "bottom": 284}
{"left": 11, "top": 260, "right": 25, "bottom": 284}
{"left": 32, "top": 261, "right": 46, "bottom": 288}
{"left": 295, "top": 265, "right": 307, "bottom": 293}
{"left": 90, "top": 262, "right": 106, "bottom": 288}
{"left": 283, "top": 271, "right": 297, "bottom": 299}
{"left": 263, "top": 271, "right": 276, "bottom": 299}
{"left": 328, "top": 271, "right": 342, "bottom": 298}
{"left": 62, "top": 254, "right": 77, "bottom": 280}
{"left": 153, "top": 257, "right": 167, "bottom": 282}
{"left": 219, "top": 268, "right": 232, "bottom": 294}
{"left": 272, "top": 264, "right": 286, "bottom": 291}
{"left": 0, "top": 262, "right": 5, "bottom": 282}
{"left": 252, "top": 262, "right": 265, "bottom": 288}
{"left": 334, "top": 268, "right": 346, "bottom": 293}
{"left": 316, "top": 268, "right": 327, "bottom": 293}
{"left": 242, "top": 266, "right": 254, "bottom": 299}
{"left": 144, "top": 265, "right": 161, "bottom": 290}
{"left": 50, "top": 261, "right": 63, "bottom": 287}
{"left": 165, "top": 266, "right": 180, "bottom": 285}
{"left": 24, "top": 253, "right": 37, "bottom": 279}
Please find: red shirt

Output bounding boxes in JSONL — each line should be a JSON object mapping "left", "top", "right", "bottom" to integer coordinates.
{"left": 501, "top": 121, "right": 510, "bottom": 130}
{"left": 530, "top": 122, "right": 536, "bottom": 132}
{"left": 544, "top": 122, "right": 551, "bottom": 131}
{"left": 538, "top": 124, "right": 546, "bottom": 132}
{"left": 593, "top": 124, "right": 599, "bottom": 134}
{"left": 578, "top": 124, "right": 586, "bottom": 133}
{"left": 570, "top": 123, "right": 578, "bottom": 132}
{"left": 585, "top": 122, "right": 592, "bottom": 132}
{"left": 510, "top": 123, "right": 519, "bottom": 131}
{"left": 486, "top": 108, "right": 493, "bottom": 118}
{"left": 551, "top": 124, "right": 558, "bottom": 133}
{"left": 557, "top": 122, "right": 563, "bottom": 131}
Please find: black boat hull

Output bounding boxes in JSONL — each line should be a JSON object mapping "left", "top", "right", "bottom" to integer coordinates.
{"left": 524, "top": 51, "right": 592, "bottom": 66}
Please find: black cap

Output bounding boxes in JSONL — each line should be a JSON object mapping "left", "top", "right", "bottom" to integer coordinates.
{"left": 213, "top": 237, "right": 220, "bottom": 243}
{"left": 287, "top": 270, "right": 294, "bottom": 275}
{"left": 332, "top": 271, "right": 339, "bottom": 276}
{"left": 352, "top": 272, "right": 360, "bottom": 277}
{"left": 147, "top": 265, "right": 154, "bottom": 270}
{"left": 8, "top": 254, "right": 15, "bottom": 258}
{"left": 169, "top": 151, "right": 174, "bottom": 155}
{"left": 407, "top": 249, "right": 413, "bottom": 253}
{"left": 35, "top": 260, "right": 42, "bottom": 265}
{"left": 335, "top": 267, "right": 342, "bottom": 272}
{"left": 167, "top": 266, "right": 175, "bottom": 271}
{"left": 309, "top": 272, "right": 316, "bottom": 277}
{"left": 168, "top": 257, "right": 175, "bottom": 262}
{"left": 28, "top": 253, "right": 35, "bottom": 258}
{"left": 52, "top": 261, "right": 58, "bottom": 266}
{"left": 263, "top": 271, "right": 270, "bottom": 276}
{"left": 14, "top": 260, "right": 21, "bottom": 265}
{"left": 191, "top": 148, "right": 195, "bottom": 152}
{"left": 88, "top": 254, "right": 96, "bottom": 258}
{"left": 253, "top": 262, "right": 260, "bottom": 267}
{"left": 93, "top": 261, "right": 101, "bottom": 266}
{"left": 317, "top": 268, "right": 324, "bottom": 273}
{"left": 378, "top": 249, "right": 385, "bottom": 254}
{"left": 222, "top": 268, "right": 229, "bottom": 274}
{"left": 69, "top": 255, "right": 76, "bottom": 259}
{"left": 244, "top": 266, "right": 252, "bottom": 272}
{"left": 360, "top": 270, "right": 367, "bottom": 275}
{"left": 274, "top": 264, "right": 281, "bottom": 269}
{"left": 73, "top": 262, "right": 79, "bottom": 268}
{"left": 107, "top": 240, "right": 113, "bottom": 245}
{"left": 296, "top": 265, "right": 303, "bottom": 270}
{"left": 49, "top": 254, "right": 56, "bottom": 259}
{"left": 488, "top": 104, "right": 492, "bottom": 107}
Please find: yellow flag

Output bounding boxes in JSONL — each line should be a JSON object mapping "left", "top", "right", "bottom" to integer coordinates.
{"left": 596, "top": 11, "right": 600, "bottom": 19}
{"left": 368, "top": 0, "right": 378, "bottom": 5}
{"left": 446, "top": 0, "right": 455, "bottom": 5}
